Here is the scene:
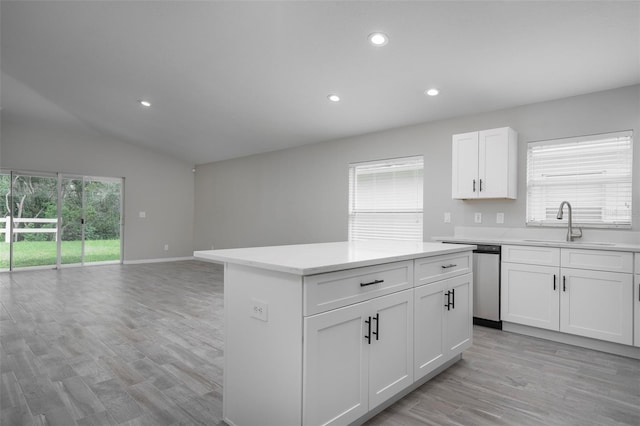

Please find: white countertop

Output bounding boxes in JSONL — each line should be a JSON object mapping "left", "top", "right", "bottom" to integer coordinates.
{"left": 432, "top": 235, "right": 640, "bottom": 252}
{"left": 194, "top": 240, "right": 476, "bottom": 275}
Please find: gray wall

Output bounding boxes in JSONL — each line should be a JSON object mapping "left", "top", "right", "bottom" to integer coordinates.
{"left": 1, "top": 118, "right": 195, "bottom": 262}
{"left": 194, "top": 85, "right": 640, "bottom": 250}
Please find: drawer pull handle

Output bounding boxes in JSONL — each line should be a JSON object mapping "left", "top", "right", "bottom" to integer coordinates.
{"left": 441, "top": 264, "right": 457, "bottom": 269}
{"left": 563, "top": 276, "right": 566, "bottom": 292}
{"left": 360, "top": 279, "right": 384, "bottom": 287}
{"left": 553, "top": 274, "right": 556, "bottom": 291}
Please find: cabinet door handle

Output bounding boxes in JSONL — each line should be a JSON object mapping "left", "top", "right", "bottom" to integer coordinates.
{"left": 472, "top": 179, "right": 476, "bottom": 192}
{"left": 372, "top": 313, "right": 379, "bottom": 341}
{"left": 441, "top": 264, "right": 457, "bottom": 269}
{"left": 563, "top": 276, "right": 566, "bottom": 292}
{"left": 364, "top": 316, "right": 372, "bottom": 344}
{"left": 553, "top": 274, "right": 556, "bottom": 291}
{"left": 360, "top": 279, "right": 384, "bottom": 287}
{"left": 479, "top": 179, "right": 483, "bottom": 192}
{"left": 451, "top": 288, "right": 455, "bottom": 309}
{"left": 444, "top": 291, "right": 451, "bottom": 310}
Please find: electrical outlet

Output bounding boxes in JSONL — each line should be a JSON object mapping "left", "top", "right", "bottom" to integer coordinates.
{"left": 211, "top": 245, "right": 215, "bottom": 250}
{"left": 251, "top": 299, "right": 268, "bottom": 321}
{"left": 496, "top": 212, "right": 505, "bottom": 224}
{"left": 444, "top": 212, "right": 451, "bottom": 223}
{"left": 164, "top": 244, "right": 169, "bottom": 251}
{"left": 474, "top": 212, "right": 482, "bottom": 223}
{"left": 139, "top": 211, "right": 146, "bottom": 218}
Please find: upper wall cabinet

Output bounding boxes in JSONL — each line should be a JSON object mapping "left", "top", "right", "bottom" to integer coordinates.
{"left": 452, "top": 127, "right": 518, "bottom": 199}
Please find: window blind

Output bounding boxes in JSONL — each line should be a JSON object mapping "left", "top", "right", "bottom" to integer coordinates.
{"left": 348, "top": 156, "right": 424, "bottom": 241}
{"left": 526, "top": 131, "right": 633, "bottom": 228}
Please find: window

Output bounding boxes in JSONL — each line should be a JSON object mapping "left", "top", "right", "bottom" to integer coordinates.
{"left": 526, "top": 131, "right": 633, "bottom": 228}
{"left": 348, "top": 156, "right": 424, "bottom": 241}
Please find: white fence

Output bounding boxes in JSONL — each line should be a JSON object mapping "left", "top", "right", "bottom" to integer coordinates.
{"left": 0, "top": 217, "right": 58, "bottom": 243}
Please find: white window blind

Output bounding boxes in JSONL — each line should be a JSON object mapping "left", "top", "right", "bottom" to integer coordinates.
{"left": 348, "top": 156, "right": 424, "bottom": 241}
{"left": 526, "top": 131, "right": 633, "bottom": 228}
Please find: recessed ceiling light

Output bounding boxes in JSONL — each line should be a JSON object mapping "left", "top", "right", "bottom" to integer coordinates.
{"left": 368, "top": 32, "right": 388, "bottom": 46}
{"left": 327, "top": 94, "right": 341, "bottom": 102}
{"left": 138, "top": 100, "right": 151, "bottom": 107}
{"left": 425, "top": 88, "right": 439, "bottom": 97}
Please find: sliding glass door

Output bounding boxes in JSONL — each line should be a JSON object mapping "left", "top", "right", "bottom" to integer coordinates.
{"left": 10, "top": 172, "right": 59, "bottom": 269}
{"left": 60, "top": 176, "right": 83, "bottom": 265}
{"left": 0, "top": 170, "right": 123, "bottom": 270}
{"left": 0, "top": 173, "right": 10, "bottom": 270}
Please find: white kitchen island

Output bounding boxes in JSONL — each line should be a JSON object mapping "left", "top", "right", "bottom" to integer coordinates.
{"left": 194, "top": 240, "right": 476, "bottom": 426}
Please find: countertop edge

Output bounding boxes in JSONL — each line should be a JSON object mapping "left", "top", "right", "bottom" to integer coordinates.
{"left": 194, "top": 244, "right": 476, "bottom": 276}
{"left": 432, "top": 236, "right": 640, "bottom": 252}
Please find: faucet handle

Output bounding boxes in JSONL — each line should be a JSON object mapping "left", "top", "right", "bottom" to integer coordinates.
{"left": 572, "top": 227, "right": 583, "bottom": 239}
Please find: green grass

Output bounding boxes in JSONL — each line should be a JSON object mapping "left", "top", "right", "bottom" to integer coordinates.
{"left": 0, "top": 239, "right": 120, "bottom": 268}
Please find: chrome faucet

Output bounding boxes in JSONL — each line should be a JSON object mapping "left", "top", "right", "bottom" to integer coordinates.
{"left": 556, "top": 201, "right": 582, "bottom": 242}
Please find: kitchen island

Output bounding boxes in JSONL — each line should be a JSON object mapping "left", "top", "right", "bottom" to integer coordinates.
{"left": 194, "top": 240, "right": 475, "bottom": 426}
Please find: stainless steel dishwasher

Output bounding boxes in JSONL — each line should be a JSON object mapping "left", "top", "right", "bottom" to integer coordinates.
{"left": 472, "top": 244, "right": 501, "bottom": 329}
{"left": 445, "top": 242, "right": 502, "bottom": 329}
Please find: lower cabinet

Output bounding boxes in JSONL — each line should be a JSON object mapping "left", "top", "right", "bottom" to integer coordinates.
{"left": 560, "top": 268, "right": 632, "bottom": 344}
{"left": 414, "top": 273, "right": 472, "bottom": 381}
{"left": 303, "top": 289, "right": 414, "bottom": 426}
{"left": 501, "top": 262, "right": 559, "bottom": 330}
{"left": 502, "top": 246, "right": 634, "bottom": 345}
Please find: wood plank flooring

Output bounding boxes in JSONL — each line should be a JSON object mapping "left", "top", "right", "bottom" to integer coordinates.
{"left": 1, "top": 261, "right": 639, "bottom": 425}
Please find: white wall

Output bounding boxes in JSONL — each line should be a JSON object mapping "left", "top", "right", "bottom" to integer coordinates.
{"left": 194, "top": 85, "right": 640, "bottom": 250}
{"left": 0, "top": 117, "right": 195, "bottom": 262}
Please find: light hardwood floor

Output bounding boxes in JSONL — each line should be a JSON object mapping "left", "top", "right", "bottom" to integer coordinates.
{"left": 1, "top": 260, "right": 638, "bottom": 425}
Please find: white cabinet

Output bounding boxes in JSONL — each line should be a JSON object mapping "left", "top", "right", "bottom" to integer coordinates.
{"left": 502, "top": 245, "right": 634, "bottom": 345}
{"left": 206, "top": 243, "right": 475, "bottom": 426}
{"left": 560, "top": 268, "right": 632, "bottom": 344}
{"left": 303, "top": 290, "right": 414, "bottom": 426}
{"left": 634, "top": 253, "right": 639, "bottom": 347}
{"left": 502, "top": 261, "right": 560, "bottom": 330}
{"left": 414, "top": 258, "right": 472, "bottom": 382}
{"left": 452, "top": 127, "right": 517, "bottom": 199}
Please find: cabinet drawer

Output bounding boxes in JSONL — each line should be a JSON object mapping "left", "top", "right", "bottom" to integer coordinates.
{"left": 303, "top": 261, "right": 413, "bottom": 316}
{"left": 414, "top": 252, "right": 472, "bottom": 286}
{"left": 502, "top": 245, "right": 560, "bottom": 266}
{"left": 561, "top": 249, "right": 633, "bottom": 273}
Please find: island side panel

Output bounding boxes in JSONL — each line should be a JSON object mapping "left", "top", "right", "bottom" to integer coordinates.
{"left": 224, "top": 263, "right": 303, "bottom": 426}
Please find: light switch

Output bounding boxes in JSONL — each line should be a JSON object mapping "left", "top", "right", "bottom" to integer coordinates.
{"left": 444, "top": 212, "right": 451, "bottom": 223}
{"left": 496, "top": 212, "right": 505, "bottom": 224}
{"left": 474, "top": 212, "right": 482, "bottom": 223}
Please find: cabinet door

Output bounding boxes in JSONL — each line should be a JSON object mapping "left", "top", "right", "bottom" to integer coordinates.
{"left": 634, "top": 274, "right": 639, "bottom": 348}
{"left": 560, "top": 269, "right": 633, "bottom": 345}
{"left": 452, "top": 131, "right": 479, "bottom": 199}
{"left": 368, "top": 290, "right": 414, "bottom": 410}
{"left": 501, "top": 262, "right": 560, "bottom": 330}
{"left": 414, "top": 281, "right": 446, "bottom": 380}
{"left": 444, "top": 273, "right": 473, "bottom": 354}
{"left": 478, "top": 127, "right": 513, "bottom": 199}
{"left": 303, "top": 302, "right": 369, "bottom": 426}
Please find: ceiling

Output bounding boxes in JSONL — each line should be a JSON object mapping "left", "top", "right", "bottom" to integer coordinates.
{"left": 2, "top": 1, "right": 639, "bottom": 165}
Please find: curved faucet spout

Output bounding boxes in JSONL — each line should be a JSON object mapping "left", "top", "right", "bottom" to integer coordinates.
{"left": 556, "top": 201, "right": 582, "bottom": 242}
